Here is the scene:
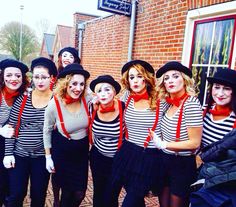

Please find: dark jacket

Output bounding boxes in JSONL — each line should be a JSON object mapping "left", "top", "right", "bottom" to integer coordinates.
{"left": 199, "top": 129, "right": 236, "bottom": 188}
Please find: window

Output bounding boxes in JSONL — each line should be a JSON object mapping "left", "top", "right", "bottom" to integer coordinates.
{"left": 190, "top": 15, "right": 236, "bottom": 104}
{"left": 182, "top": 1, "right": 236, "bottom": 105}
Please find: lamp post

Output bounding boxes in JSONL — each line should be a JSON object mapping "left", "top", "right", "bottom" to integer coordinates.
{"left": 19, "top": 4, "right": 24, "bottom": 61}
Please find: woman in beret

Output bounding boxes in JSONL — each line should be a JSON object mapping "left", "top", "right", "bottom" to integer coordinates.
{"left": 51, "top": 46, "right": 80, "bottom": 206}
{"left": 43, "top": 63, "right": 90, "bottom": 207}
{"left": 108, "top": 60, "right": 164, "bottom": 207}
{"left": 149, "top": 61, "right": 202, "bottom": 207}
{"left": 49, "top": 47, "right": 80, "bottom": 92}
{"left": 0, "top": 59, "right": 29, "bottom": 206}
{"left": 3, "top": 57, "right": 57, "bottom": 207}
{"left": 89, "top": 75, "right": 125, "bottom": 207}
{"left": 190, "top": 68, "right": 236, "bottom": 207}
{"left": 57, "top": 46, "right": 80, "bottom": 73}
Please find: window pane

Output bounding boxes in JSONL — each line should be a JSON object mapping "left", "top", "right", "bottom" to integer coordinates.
{"left": 211, "top": 19, "right": 235, "bottom": 65}
{"left": 192, "top": 66, "right": 208, "bottom": 104}
{"left": 192, "top": 22, "right": 214, "bottom": 65}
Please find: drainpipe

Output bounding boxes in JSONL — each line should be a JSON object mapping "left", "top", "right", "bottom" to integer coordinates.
{"left": 78, "top": 23, "right": 85, "bottom": 59}
{"left": 128, "top": 0, "right": 137, "bottom": 61}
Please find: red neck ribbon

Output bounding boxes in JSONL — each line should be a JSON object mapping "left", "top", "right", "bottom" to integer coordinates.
{"left": 166, "top": 93, "right": 188, "bottom": 107}
{"left": 130, "top": 91, "right": 149, "bottom": 102}
{"left": 49, "top": 77, "right": 56, "bottom": 91}
{"left": 209, "top": 106, "right": 232, "bottom": 116}
{"left": 64, "top": 94, "right": 79, "bottom": 105}
{"left": 100, "top": 101, "right": 115, "bottom": 113}
{"left": 3, "top": 87, "right": 19, "bottom": 100}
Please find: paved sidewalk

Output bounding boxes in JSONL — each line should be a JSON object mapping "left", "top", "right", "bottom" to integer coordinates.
{"left": 23, "top": 168, "right": 160, "bottom": 207}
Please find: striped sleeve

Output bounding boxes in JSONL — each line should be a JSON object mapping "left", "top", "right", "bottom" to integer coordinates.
{"left": 184, "top": 96, "right": 203, "bottom": 127}
{"left": 5, "top": 95, "right": 24, "bottom": 156}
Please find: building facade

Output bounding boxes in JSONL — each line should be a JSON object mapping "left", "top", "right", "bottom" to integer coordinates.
{"left": 75, "top": 0, "right": 236, "bottom": 104}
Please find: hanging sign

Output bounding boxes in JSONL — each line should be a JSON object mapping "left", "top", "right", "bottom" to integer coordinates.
{"left": 98, "top": 0, "right": 132, "bottom": 16}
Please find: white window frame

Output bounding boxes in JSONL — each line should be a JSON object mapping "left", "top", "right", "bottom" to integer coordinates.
{"left": 182, "top": 1, "right": 236, "bottom": 104}
{"left": 182, "top": 1, "right": 236, "bottom": 67}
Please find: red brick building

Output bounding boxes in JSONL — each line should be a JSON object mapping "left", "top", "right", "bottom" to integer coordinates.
{"left": 75, "top": 0, "right": 236, "bottom": 104}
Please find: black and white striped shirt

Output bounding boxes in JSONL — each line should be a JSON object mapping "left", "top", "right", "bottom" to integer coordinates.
{"left": 202, "top": 110, "right": 236, "bottom": 148}
{"left": 5, "top": 92, "right": 47, "bottom": 157}
{"left": 125, "top": 98, "right": 164, "bottom": 148}
{"left": 161, "top": 96, "right": 203, "bottom": 156}
{"left": 0, "top": 93, "right": 11, "bottom": 127}
{"left": 92, "top": 102, "right": 125, "bottom": 158}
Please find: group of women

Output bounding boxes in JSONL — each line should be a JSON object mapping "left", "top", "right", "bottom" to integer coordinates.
{"left": 0, "top": 47, "right": 236, "bottom": 207}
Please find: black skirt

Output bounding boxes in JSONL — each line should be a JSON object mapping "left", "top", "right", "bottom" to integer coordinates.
{"left": 111, "top": 140, "right": 164, "bottom": 197}
{"left": 51, "top": 129, "right": 89, "bottom": 192}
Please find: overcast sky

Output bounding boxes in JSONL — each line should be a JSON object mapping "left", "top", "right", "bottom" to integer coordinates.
{"left": 0, "top": 0, "right": 110, "bottom": 35}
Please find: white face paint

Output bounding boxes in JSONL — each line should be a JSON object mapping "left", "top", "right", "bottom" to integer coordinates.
{"left": 67, "top": 74, "right": 85, "bottom": 99}
{"left": 212, "top": 83, "right": 232, "bottom": 106}
{"left": 61, "top": 51, "right": 75, "bottom": 67}
{"left": 4, "top": 67, "right": 23, "bottom": 91}
{"left": 32, "top": 67, "right": 51, "bottom": 91}
{"left": 96, "top": 83, "right": 115, "bottom": 105}
{"left": 163, "top": 70, "right": 185, "bottom": 96}
{"left": 128, "top": 67, "right": 146, "bottom": 93}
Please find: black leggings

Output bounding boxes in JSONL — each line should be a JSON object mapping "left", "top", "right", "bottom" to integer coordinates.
{"left": 122, "top": 191, "right": 145, "bottom": 207}
{"left": 60, "top": 190, "right": 85, "bottom": 207}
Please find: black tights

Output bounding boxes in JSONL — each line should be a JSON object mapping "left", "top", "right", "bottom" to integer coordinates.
{"left": 60, "top": 190, "right": 85, "bottom": 207}
{"left": 159, "top": 186, "right": 189, "bottom": 207}
{"left": 122, "top": 192, "right": 145, "bottom": 207}
{"left": 52, "top": 176, "right": 60, "bottom": 207}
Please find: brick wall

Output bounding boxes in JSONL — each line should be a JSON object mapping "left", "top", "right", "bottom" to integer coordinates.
{"left": 78, "top": 0, "right": 233, "bottom": 81}
{"left": 73, "top": 13, "right": 100, "bottom": 48}
{"left": 187, "top": 0, "right": 232, "bottom": 10}
{"left": 81, "top": 15, "right": 130, "bottom": 81}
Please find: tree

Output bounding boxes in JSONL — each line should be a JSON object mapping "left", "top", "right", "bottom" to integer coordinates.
{"left": 0, "top": 21, "right": 40, "bottom": 61}
{"left": 35, "top": 18, "right": 51, "bottom": 42}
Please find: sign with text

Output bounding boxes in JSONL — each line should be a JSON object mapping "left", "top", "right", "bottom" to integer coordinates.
{"left": 98, "top": 0, "right": 132, "bottom": 16}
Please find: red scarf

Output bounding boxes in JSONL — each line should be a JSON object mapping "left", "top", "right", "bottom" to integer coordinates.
{"left": 3, "top": 87, "right": 19, "bottom": 100}
{"left": 209, "top": 107, "right": 232, "bottom": 116}
{"left": 166, "top": 93, "right": 188, "bottom": 107}
{"left": 130, "top": 91, "right": 149, "bottom": 102}
{"left": 100, "top": 101, "right": 115, "bottom": 113}
{"left": 64, "top": 94, "right": 79, "bottom": 104}
{"left": 49, "top": 77, "right": 56, "bottom": 91}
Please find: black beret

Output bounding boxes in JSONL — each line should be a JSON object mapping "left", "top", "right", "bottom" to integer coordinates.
{"left": 156, "top": 61, "right": 192, "bottom": 78}
{"left": 57, "top": 63, "right": 90, "bottom": 79}
{"left": 121, "top": 60, "right": 154, "bottom": 75}
{"left": 0, "top": 59, "right": 28, "bottom": 74}
{"left": 58, "top": 47, "right": 78, "bottom": 59}
{"left": 207, "top": 68, "right": 236, "bottom": 89}
{"left": 31, "top": 57, "right": 58, "bottom": 77}
{"left": 90, "top": 75, "right": 121, "bottom": 94}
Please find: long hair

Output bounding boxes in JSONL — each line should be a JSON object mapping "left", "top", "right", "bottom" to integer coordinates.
{"left": 57, "top": 56, "right": 81, "bottom": 73}
{"left": 121, "top": 64, "right": 157, "bottom": 110}
{"left": 54, "top": 74, "right": 87, "bottom": 100}
{"left": 205, "top": 84, "right": 236, "bottom": 115}
{"left": 157, "top": 72, "right": 196, "bottom": 100}
{"left": 0, "top": 69, "right": 30, "bottom": 95}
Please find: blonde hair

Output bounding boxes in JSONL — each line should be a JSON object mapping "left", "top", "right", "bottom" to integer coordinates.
{"left": 121, "top": 64, "right": 157, "bottom": 110}
{"left": 54, "top": 74, "right": 87, "bottom": 99}
{"left": 157, "top": 72, "right": 196, "bottom": 100}
{"left": 94, "top": 82, "right": 116, "bottom": 95}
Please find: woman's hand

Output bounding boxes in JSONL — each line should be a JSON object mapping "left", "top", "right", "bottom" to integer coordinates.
{"left": 149, "top": 129, "right": 167, "bottom": 149}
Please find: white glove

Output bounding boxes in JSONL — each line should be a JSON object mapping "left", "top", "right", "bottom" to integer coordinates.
{"left": 0, "top": 125, "right": 14, "bottom": 138}
{"left": 148, "top": 129, "right": 167, "bottom": 149}
{"left": 3, "top": 155, "right": 15, "bottom": 168}
{"left": 45, "top": 154, "right": 55, "bottom": 173}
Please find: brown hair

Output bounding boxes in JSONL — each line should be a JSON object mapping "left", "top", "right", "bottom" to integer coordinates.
{"left": 57, "top": 55, "right": 81, "bottom": 73}
{"left": 121, "top": 64, "right": 157, "bottom": 110}
{"left": 157, "top": 71, "right": 196, "bottom": 100}
{"left": 0, "top": 69, "right": 30, "bottom": 95}
{"left": 54, "top": 74, "right": 87, "bottom": 100}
